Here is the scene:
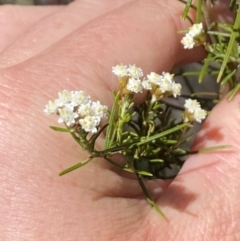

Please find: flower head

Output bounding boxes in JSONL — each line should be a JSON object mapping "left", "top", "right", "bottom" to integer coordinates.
{"left": 143, "top": 71, "right": 181, "bottom": 99}
{"left": 184, "top": 99, "right": 207, "bottom": 123}
{"left": 142, "top": 79, "right": 152, "bottom": 90}
{"left": 141, "top": 72, "right": 161, "bottom": 91}
{"left": 159, "top": 72, "right": 174, "bottom": 92}
{"left": 58, "top": 106, "right": 78, "bottom": 126}
{"left": 193, "top": 108, "right": 207, "bottom": 123}
{"left": 127, "top": 65, "right": 143, "bottom": 79}
{"left": 58, "top": 90, "right": 72, "bottom": 107}
{"left": 181, "top": 23, "right": 205, "bottom": 49}
{"left": 91, "top": 101, "right": 108, "bottom": 118}
{"left": 184, "top": 99, "right": 200, "bottom": 113}
{"left": 188, "top": 23, "right": 203, "bottom": 37}
{"left": 77, "top": 102, "right": 92, "bottom": 117}
{"left": 181, "top": 34, "right": 195, "bottom": 49}
{"left": 146, "top": 72, "right": 161, "bottom": 85}
{"left": 71, "top": 91, "right": 90, "bottom": 106}
{"left": 44, "top": 100, "right": 59, "bottom": 115}
{"left": 126, "top": 78, "right": 143, "bottom": 93}
{"left": 79, "top": 115, "right": 100, "bottom": 133}
{"left": 44, "top": 90, "right": 108, "bottom": 133}
{"left": 112, "top": 64, "right": 128, "bottom": 78}
{"left": 171, "top": 83, "right": 182, "bottom": 98}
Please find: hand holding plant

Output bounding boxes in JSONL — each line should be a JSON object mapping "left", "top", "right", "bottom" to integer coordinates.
{"left": 1, "top": 1, "right": 240, "bottom": 240}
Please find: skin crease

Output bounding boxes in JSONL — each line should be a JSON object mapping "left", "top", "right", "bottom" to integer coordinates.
{"left": 0, "top": 0, "right": 134, "bottom": 68}
{"left": 0, "top": 0, "right": 240, "bottom": 240}
{"left": 0, "top": 5, "right": 62, "bottom": 53}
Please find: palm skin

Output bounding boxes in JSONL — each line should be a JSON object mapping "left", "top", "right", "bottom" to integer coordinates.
{"left": 0, "top": 1, "right": 240, "bottom": 240}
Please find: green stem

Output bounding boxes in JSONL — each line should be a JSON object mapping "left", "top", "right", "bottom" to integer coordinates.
{"left": 105, "top": 92, "right": 120, "bottom": 149}
{"left": 103, "top": 156, "right": 153, "bottom": 176}
{"left": 196, "top": 0, "right": 202, "bottom": 23}
{"left": 116, "top": 95, "right": 133, "bottom": 143}
{"left": 136, "top": 174, "right": 165, "bottom": 218}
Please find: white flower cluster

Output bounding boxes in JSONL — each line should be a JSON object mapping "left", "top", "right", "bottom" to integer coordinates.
{"left": 181, "top": 23, "right": 204, "bottom": 49}
{"left": 112, "top": 64, "right": 144, "bottom": 93}
{"left": 44, "top": 90, "right": 108, "bottom": 133}
{"left": 112, "top": 64, "right": 143, "bottom": 79}
{"left": 184, "top": 99, "right": 207, "bottom": 123}
{"left": 142, "top": 72, "right": 181, "bottom": 98}
{"left": 112, "top": 64, "right": 181, "bottom": 98}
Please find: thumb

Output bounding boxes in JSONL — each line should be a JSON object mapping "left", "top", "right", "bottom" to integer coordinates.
{"left": 152, "top": 94, "right": 240, "bottom": 240}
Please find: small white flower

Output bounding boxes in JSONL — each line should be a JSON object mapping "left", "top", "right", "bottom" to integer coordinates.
{"left": 112, "top": 64, "right": 128, "bottom": 77}
{"left": 128, "top": 65, "right": 143, "bottom": 78}
{"left": 126, "top": 78, "right": 143, "bottom": 93}
{"left": 58, "top": 106, "right": 78, "bottom": 126}
{"left": 184, "top": 99, "right": 200, "bottom": 113}
{"left": 71, "top": 91, "right": 90, "bottom": 106}
{"left": 181, "top": 33, "right": 195, "bottom": 49}
{"left": 161, "top": 72, "right": 174, "bottom": 82}
{"left": 78, "top": 102, "right": 92, "bottom": 117}
{"left": 79, "top": 115, "right": 100, "bottom": 133}
{"left": 184, "top": 99, "right": 207, "bottom": 123}
{"left": 91, "top": 101, "right": 108, "bottom": 118}
{"left": 44, "top": 99, "right": 59, "bottom": 114}
{"left": 193, "top": 108, "right": 207, "bottom": 123}
{"left": 146, "top": 72, "right": 161, "bottom": 84}
{"left": 171, "top": 83, "right": 182, "bottom": 98}
{"left": 58, "top": 90, "right": 72, "bottom": 107}
{"left": 144, "top": 71, "right": 181, "bottom": 98}
{"left": 159, "top": 73, "right": 173, "bottom": 92}
{"left": 142, "top": 79, "right": 152, "bottom": 90}
{"left": 188, "top": 23, "right": 203, "bottom": 37}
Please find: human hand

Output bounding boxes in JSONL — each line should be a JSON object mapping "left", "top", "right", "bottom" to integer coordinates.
{"left": 0, "top": 1, "right": 239, "bottom": 240}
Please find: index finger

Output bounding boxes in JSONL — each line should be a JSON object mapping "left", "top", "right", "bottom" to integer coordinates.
{"left": 0, "top": 0, "right": 203, "bottom": 101}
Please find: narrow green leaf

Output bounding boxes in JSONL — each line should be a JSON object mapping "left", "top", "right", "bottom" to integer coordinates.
{"left": 100, "top": 144, "right": 129, "bottom": 155}
{"left": 135, "top": 170, "right": 153, "bottom": 176}
{"left": 162, "top": 140, "right": 178, "bottom": 144}
{"left": 196, "top": 0, "right": 202, "bottom": 23}
{"left": 150, "top": 159, "right": 164, "bottom": 163}
{"left": 199, "top": 53, "right": 212, "bottom": 83}
{"left": 59, "top": 157, "right": 92, "bottom": 176}
{"left": 189, "top": 145, "right": 231, "bottom": 155}
{"left": 181, "top": 71, "right": 201, "bottom": 76}
{"left": 198, "top": 145, "right": 231, "bottom": 153}
{"left": 228, "top": 83, "right": 240, "bottom": 101}
{"left": 191, "top": 92, "right": 219, "bottom": 97}
{"left": 136, "top": 123, "right": 189, "bottom": 146}
{"left": 220, "top": 69, "right": 236, "bottom": 85}
{"left": 50, "top": 126, "right": 71, "bottom": 132}
{"left": 207, "top": 31, "right": 231, "bottom": 38}
{"left": 217, "top": 9, "right": 240, "bottom": 83}
{"left": 182, "top": 0, "right": 193, "bottom": 20}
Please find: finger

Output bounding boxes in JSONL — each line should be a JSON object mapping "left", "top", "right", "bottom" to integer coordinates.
{"left": 0, "top": 5, "right": 62, "bottom": 52}
{"left": 149, "top": 94, "right": 240, "bottom": 239}
{"left": 0, "top": 0, "right": 134, "bottom": 68}
{"left": 0, "top": 1, "right": 205, "bottom": 239}
{"left": 0, "top": 0, "right": 202, "bottom": 96}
